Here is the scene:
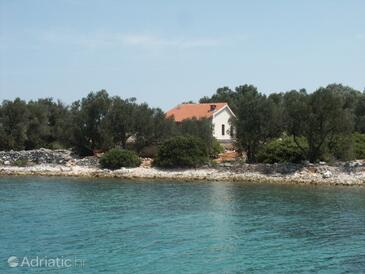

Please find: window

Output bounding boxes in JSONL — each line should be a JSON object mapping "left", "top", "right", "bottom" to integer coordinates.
{"left": 222, "top": 124, "right": 225, "bottom": 136}
{"left": 230, "top": 126, "right": 234, "bottom": 137}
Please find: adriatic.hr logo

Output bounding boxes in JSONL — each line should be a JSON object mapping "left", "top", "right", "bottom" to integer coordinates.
{"left": 7, "top": 255, "right": 85, "bottom": 268}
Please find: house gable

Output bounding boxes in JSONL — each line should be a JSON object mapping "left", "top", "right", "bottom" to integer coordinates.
{"left": 212, "top": 106, "right": 235, "bottom": 141}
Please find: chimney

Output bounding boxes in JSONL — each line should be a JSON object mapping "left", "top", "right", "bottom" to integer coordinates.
{"left": 210, "top": 104, "right": 216, "bottom": 112}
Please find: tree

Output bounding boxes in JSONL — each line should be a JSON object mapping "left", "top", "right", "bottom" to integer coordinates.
{"left": 70, "top": 90, "right": 111, "bottom": 156}
{"left": 355, "top": 92, "right": 365, "bottom": 133}
{"left": 200, "top": 85, "right": 258, "bottom": 114}
{"left": 284, "top": 85, "right": 354, "bottom": 162}
{"left": 36, "top": 98, "right": 72, "bottom": 148}
{"left": 0, "top": 98, "right": 30, "bottom": 150}
{"left": 103, "top": 97, "right": 174, "bottom": 152}
{"left": 133, "top": 106, "right": 174, "bottom": 151}
{"left": 176, "top": 118, "right": 213, "bottom": 144}
{"left": 25, "top": 100, "right": 51, "bottom": 149}
{"left": 234, "top": 86, "right": 281, "bottom": 162}
{"left": 103, "top": 97, "right": 137, "bottom": 149}
{"left": 282, "top": 89, "right": 309, "bottom": 156}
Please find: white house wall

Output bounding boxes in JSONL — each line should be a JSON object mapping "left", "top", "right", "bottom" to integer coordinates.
{"left": 212, "top": 107, "right": 233, "bottom": 141}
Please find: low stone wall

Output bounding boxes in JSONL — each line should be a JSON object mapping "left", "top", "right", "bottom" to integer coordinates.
{"left": 0, "top": 148, "right": 73, "bottom": 165}
{"left": 0, "top": 148, "right": 98, "bottom": 167}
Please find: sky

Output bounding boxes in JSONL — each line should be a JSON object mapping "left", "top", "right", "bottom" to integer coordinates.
{"left": 0, "top": 0, "right": 364, "bottom": 110}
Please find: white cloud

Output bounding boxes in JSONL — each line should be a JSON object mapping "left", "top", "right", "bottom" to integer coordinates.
{"left": 40, "top": 31, "right": 229, "bottom": 50}
{"left": 120, "top": 34, "right": 222, "bottom": 48}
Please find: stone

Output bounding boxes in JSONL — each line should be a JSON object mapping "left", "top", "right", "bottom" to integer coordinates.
{"left": 4, "top": 160, "right": 10, "bottom": 165}
{"left": 322, "top": 171, "right": 332, "bottom": 179}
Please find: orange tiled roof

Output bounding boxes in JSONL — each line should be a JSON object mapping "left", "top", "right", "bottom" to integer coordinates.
{"left": 166, "top": 103, "right": 227, "bottom": 122}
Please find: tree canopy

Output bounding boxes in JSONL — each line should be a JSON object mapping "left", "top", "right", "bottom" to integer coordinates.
{"left": 1, "top": 84, "right": 365, "bottom": 164}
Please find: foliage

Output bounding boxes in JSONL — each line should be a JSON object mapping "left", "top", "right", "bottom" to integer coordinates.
{"left": 175, "top": 118, "right": 213, "bottom": 145}
{"left": 233, "top": 85, "right": 282, "bottom": 162}
{"left": 70, "top": 90, "right": 111, "bottom": 156}
{"left": 13, "top": 159, "right": 28, "bottom": 167}
{"left": 283, "top": 85, "right": 354, "bottom": 162}
{"left": 327, "top": 134, "right": 354, "bottom": 161}
{"left": 200, "top": 86, "right": 240, "bottom": 113}
{"left": 210, "top": 138, "right": 224, "bottom": 158}
{"left": 0, "top": 98, "right": 71, "bottom": 151}
{"left": 154, "top": 135, "right": 209, "bottom": 168}
{"left": 352, "top": 133, "right": 365, "bottom": 159}
{"left": 257, "top": 136, "right": 308, "bottom": 164}
{"left": 2, "top": 84, "right": 365, "bottom": 164}
{"left": 100, "top": 148, "right": 141, "bottom": 169}
{"left": 0, "top": 98, "right": 29, "bottom": 150}
{"left": 202, "top": 83, "right": 361, "bottom": 163}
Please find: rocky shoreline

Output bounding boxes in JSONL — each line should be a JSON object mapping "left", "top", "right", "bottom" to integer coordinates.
{"left": 1, "top": 149, "right": 365, "bottom": 186}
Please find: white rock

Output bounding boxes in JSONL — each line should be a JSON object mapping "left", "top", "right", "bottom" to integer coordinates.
{"left": 322, "top": 171, "right": 332, "bottom": 178}
{"left": 4, "top": 160, "right": 10, "bottom": 165}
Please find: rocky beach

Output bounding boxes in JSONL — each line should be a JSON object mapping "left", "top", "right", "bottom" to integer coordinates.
{"left": 1, "top": 149, "right": 365, "bottom": 186}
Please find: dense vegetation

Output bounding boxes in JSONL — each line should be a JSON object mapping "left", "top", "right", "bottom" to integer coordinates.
{"left": 1, "top": 83, "right": 365, "bottom": 164}
{"left": 201, "top": 84, "right": 365, "bottom": 163}
{"left": 100, "top": 148, "right": 141, "bottom": 169}
{"left": 154, "top": 135, "right": 209, "bottom": 168}
{"left": 0, "top": 90, "right": 216, "bottom": 158}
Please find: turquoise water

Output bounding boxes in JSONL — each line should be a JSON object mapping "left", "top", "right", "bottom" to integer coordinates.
{"left": 0, "top": 177, "right": 364, "bottom": 273}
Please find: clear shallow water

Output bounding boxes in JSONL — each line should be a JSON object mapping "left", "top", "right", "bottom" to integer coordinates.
{"left": 0, "top": 177, "right": 364, "bottom": 273}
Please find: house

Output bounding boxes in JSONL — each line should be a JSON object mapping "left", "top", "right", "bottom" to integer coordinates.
{"left": 166, "top": 102, "right": 236, "bottom": 143}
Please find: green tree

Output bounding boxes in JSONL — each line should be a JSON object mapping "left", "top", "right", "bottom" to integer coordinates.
{"left": 234, "top": 86, "right": 282, "bottom": 162}
{"left": 103, "top": 97, "right": 137, "bottom": 149}
{"left": 355, "top": 92, "right": 365, "bottom": 133}
{"left": 134, "top": 106, "right": 174, "bottom": 151}
{"left": 0, "top": 98, "right": 30, "bottom": 150}
{"left": 284, "top": 85, "right": 354, "bottom": 162}
{"left": 25, "top": 100, "right": 51, "bottom": 149}
{"left": 36, "top": 98, "right": 72, "bottom": 148}
{"left": 70, "top": 90, "right": 111, "bottom": 155}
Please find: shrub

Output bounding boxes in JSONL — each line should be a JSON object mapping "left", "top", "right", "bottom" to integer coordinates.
{"left": 327, "top": 134, "right": 354, "bottom": 161}
{"left": 46, "top": 142, "right": 66, "bottom": 150}
{"left": 352, "top": 133, "right": 365, "bottom": 159}
{"left": 154, "top": 135, "right": 209, "bottom": 168}
{"left": 100, "top": 148, "right": 141, "bottom": 169}
{"left": 13, "top": 159, "right": 28, "bottom": 167}
{"left": 209, "top": 138, "right": 224, "bottom": 158}
{"left": 257, "top": 136, "right": 308, "bottom": 164}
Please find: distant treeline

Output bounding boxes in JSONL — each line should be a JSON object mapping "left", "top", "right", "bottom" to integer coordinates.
{"left": 0, "top": 90, "right": 214, "bottom": 157}
{"left": 1, "top": 83, "right": 365, "bottom": 163}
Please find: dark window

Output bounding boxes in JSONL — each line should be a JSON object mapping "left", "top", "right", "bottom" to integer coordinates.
{"left": 230, "top": 126, "right": 234, "bottom": 137}
{"left": 222, "top": 124, "right": 225, "bottom": 136}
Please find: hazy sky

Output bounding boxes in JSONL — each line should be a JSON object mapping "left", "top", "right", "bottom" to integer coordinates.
{"left": 0, "top": 0, "right": 364, "bottom": 110}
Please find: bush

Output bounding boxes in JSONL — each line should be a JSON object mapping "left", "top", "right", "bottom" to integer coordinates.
{"left": 257, "top": 136, "right": 308, "bottom": 164}
{"left": 352, "top": 133, "right": 365, "bottom": 159}
{"left": 209, "top": 138, "right": 224, "bottom": 158}
{"left": 13, "top": 159, "right": 28, "bottom": 167}
{"left": 100, "top": 148, "right": 141, "bottom": 169}
{"left": 154, "top": 135, "right": 209, "bottom": 168}
{"left": 327, "top": 134, "right": 354, "bottom": 161}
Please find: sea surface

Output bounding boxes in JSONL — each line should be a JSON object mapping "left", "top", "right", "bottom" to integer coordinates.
{"left": 0, "top": 177, "right": 364, "bottom": 273}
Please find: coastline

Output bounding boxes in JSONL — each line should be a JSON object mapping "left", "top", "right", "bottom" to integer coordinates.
{"left": 1, "top": 164, "right": 365, "bottom": 186}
